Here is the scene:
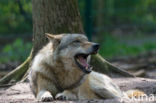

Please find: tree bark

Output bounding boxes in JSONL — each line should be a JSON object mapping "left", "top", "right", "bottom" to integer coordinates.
{"left": 0, "top": 0, "right": 133, "bottom": 85}
{"left": 32, "top": 0, "right": 84, "bottom": 56}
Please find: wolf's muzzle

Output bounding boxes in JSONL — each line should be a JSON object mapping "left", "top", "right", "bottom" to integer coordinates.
{"left": 74, "top": 42, "right": 100, "bottom": 74}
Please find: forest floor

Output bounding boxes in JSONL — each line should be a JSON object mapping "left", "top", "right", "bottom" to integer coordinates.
{"left": 0, "top": 78, "right": 156, "bottom": 103}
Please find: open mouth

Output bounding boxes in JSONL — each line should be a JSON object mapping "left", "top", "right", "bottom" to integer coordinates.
{"left": 74, "top": 52, "right": 97, "bottom": 74}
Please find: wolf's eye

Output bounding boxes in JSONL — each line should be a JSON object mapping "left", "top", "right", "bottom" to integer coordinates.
{"left": 74, "top": 40, "right": 81, "bottom": 43}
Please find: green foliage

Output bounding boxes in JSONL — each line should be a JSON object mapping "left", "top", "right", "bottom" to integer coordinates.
{"left": 0, "top": 0, "right": 156, "bottom": 34}
{"left": 99, "top": 34, "right": 156, "bottom": 59}
{"left": 0, "top": 0, "right": 32, "bottom": 34}
{"left": 0, "top": 38, "right": 32, "bottom": 63}
{"left": 144, "top": 43, "right": 156, "bottom": 50}
{"left": 79, "top": 0, "right": 156, "bottom": 34}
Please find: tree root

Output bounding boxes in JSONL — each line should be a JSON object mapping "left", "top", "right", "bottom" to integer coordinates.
{"left": 91, "top": 54, "right": 134, "bottom": 77}
{"left": 0, "top": 53, "right": 32, "bottom": 85}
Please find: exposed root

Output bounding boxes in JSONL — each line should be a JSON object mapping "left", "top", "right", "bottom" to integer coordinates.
{"left": 0, "top": 53, "right": 32, "bottom": 85}
{"left": 91, "top": 54, "right": 134, "bottom": 77}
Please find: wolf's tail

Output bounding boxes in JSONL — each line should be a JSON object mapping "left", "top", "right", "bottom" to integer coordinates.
{"left": 125, "top": 89, "right": 145, "bottom": 98}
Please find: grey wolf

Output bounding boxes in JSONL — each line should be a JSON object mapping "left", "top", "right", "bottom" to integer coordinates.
{"left": 29, "top": 33, "right": 144, "bottom": 101}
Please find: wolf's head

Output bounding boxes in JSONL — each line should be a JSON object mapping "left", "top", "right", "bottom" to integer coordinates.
{"left": 46, "top": 33, "right": 99, "bottom": 74}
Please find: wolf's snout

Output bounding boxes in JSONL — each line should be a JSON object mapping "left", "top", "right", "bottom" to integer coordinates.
{"left": 92, "top": 43, "right": 100, "bottom": 51}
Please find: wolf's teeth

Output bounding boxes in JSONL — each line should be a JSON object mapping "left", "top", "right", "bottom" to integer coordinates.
{"left": 77, "top": 58, "right": 80, "bottom": 62}
{"left": 90, "top": 67, "right": 93, "bottom": 70}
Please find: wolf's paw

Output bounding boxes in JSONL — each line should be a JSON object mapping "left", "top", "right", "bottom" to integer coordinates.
{"left": 41, "top": 94, "right": 53, "bottom": 102}
{"left": 55, "top": 91, "right": 77, "bottom": 100}
{"left": 55, "top": 93, "right": 67, "bottom": 100}
{"left": 37, "top": 91, "right": 53, "bottom": 102}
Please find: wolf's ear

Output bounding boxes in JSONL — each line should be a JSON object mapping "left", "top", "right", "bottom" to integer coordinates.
{"left": 45, "top": 33, "right": 56, "bottom": 40}
{"left": 45, "top": 33, "right": 63, "bottom": 49}
{"left": 45, "top": 33, "right": 63, "bottom": 41}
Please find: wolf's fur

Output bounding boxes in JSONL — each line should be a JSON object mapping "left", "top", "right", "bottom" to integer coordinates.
{"left": 29, "top": 33, "right": 141, "bottom": 101}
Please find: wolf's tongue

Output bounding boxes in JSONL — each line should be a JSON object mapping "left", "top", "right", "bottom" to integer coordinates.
{"left": 79, "top": 57, "right": 89, "bottom": 67}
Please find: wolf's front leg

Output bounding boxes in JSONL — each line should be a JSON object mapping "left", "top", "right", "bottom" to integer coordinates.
{"left": 55, "top": 90, "right": 77, "bottom": 100}
{"left": 37, "top": 90, "right": 53, "bottom": 102}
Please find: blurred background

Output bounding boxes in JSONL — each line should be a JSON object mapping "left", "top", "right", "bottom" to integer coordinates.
{"left": 0, "top": 0, "right": 156, "bottom": 78}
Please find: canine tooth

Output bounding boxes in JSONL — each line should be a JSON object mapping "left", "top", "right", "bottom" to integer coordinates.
{"left": 89, "top": 66, "right": 93, "bottom": 70}
{"left": 77, "top": 58, "right": 80, "bottom": 62}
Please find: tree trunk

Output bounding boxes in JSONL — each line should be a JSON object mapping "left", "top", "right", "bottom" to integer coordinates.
{"left": 0, "top": 0, "right": 133, "bottom": 85}
{"left": 32, "top": 0, "right": 84, "bottom": 56}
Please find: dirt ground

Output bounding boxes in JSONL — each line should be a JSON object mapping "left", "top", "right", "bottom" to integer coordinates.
{"left": 0, "top": 77, "right": 156, "bottom": 103}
